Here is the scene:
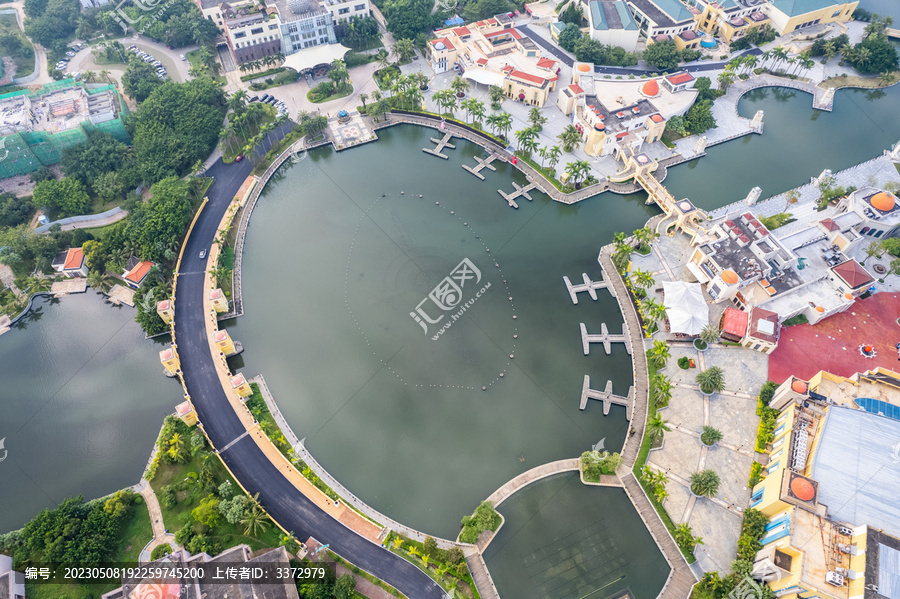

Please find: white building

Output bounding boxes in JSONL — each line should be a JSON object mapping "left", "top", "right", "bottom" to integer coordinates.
{"left": 587, "top": 1, "right": 640, "bottom": 52}
{"left": 323, "top": 0, "right": 370, "bottom": 23}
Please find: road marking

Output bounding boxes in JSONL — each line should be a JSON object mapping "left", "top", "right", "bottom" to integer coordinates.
{"left": 218, "top": 430, "right": 250, "bottom": 453}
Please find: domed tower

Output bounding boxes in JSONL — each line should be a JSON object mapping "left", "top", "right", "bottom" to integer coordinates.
{"left": 209, "top": 288, "right": 229, "bottom": 313}
{"left": 230, "top": 373, "right": 252, "bottom": 398}
{"left": 157, "top": 299, "right": 174, "bottom": 324}
{"left": 288, "top": 0, "right": 310, "bottom": 13}
{"left": 214, "top": 329, "right": 237, "bottom": 356}
{"left": 159, "top": 345, "right": 180, "bottom": 376}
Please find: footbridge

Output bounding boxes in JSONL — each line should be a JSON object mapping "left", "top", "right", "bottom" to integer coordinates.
{"left": 564, "top": 273, "right": 614, "bottom": 303}
{"left": 423, "top": 132, "right": 456, "bottom": 159}
{"left": 581, "top": 322, "right": 633, "bottom": 355}
{"left": 579, "top": 375, "right": 634, "bottom": 418}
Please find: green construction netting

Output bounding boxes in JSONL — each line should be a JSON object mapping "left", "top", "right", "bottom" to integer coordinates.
{"left": 0, "top": 132, "right": 42, "bottom": 178}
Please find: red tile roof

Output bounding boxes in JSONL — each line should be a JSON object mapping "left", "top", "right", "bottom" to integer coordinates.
{"left": 667, "top": 72, "right": 694, "bottom": 85}
{"left": 508, "top": 70, "right": 545, "bottom": 85}
{"left": 453, "top": 26, "right": 471, "bottom": 36}
{"left": 510, "top": 28, "right": 522, "bottom": 39}
{"left": 832, "top": 260, "right": 874, "bottom": 289}
{"left": 476, "top": 57, "right": 488, "bottom": 65}
{"left": 63, "top": 247, "right": 84, "bottom": 270}
{"left": 615, "top": 131, "right": 629, "bottom": 139}
{"left": 430, "top": 37, "right": 455, "bottom": 50}
{"left": 568, "top": 83, "right": 584, "bottom": 94}
{"left": 536, "top": 57, "right": 555, "bottom": 69}
{"left": 125, "top": 260, "right": 154, "bottom": 284}
{"left": 819, "top": 218, "right": 839, "bottom": 232}
{"left": 641, "top": 78, "right": 659, "bottom": 96}
{"left": 650, "top": 113, "right": 664, "bottom": 123}
{"left": 722, "top": 307, "right": 749, "bottom": 339}
{"left": 748, "top": 307, "right": 779, "bottom": 343}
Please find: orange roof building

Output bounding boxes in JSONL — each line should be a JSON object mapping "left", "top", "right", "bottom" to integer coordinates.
{"left": 720, "top": 307, "right": 748, "bottom": 342}
{"left": 51, "top": 247, "right": 89, "bottom": 277}
{"left": 123, "top": 259, "right": 154, "bottom": 288}
{"left": 640, "top": 78, "right": 660, "bottom": 97}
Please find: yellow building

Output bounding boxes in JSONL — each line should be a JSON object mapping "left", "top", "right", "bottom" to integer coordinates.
{"left": 214, "top": 329, "right": 238, "bottom": 356}
{"left": 690, "top": 0, "right": 771, "bottom": 42}
{"left": 175, "top": 400, "right": 198, "bottom": 426}
{"left": 765, "top": 0, "right": 858, "bottom": 35}
{"left": 231, "top": 373, "right": 253, "bottom": 398}
{"left": 157, "top": 299, "right": 174, "bottom": 324}
{"left": 427, "top": 17, "right": 560, "bottom": 107}
{"left": 749, "top": 373, "right": 900, "bottom": 597}
{"left": 159, "top": 346, "right": 180, "bottom": 375}
{"left": 210, "top": 288, "right": 229, "bottom": 313}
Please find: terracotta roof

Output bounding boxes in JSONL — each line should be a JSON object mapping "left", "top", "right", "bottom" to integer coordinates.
{"left": 568, "top": 83, "right": 584, "bottom": 94}
{"left": 666, "top": 71, "right": 694, "bottom": 85}
{"left": 641, "top": 78, "right": 659, "bottom": 96}
{"left": 63, "top": 247, "right": 84, "bottom": 270}
{"left": 748, "top": 306, "right": 779, "bottom": 343}
{"left": 453, "top": 26, "right": 471, "bottom": 36}
{"left": 430, "top": 37, "right": 455, "bottom": 50}
{"left": 125, "top": 260, "right": 154, "bottom": 284}
{"left": 832, "top": 260, "right": 874, "bottom": 289}
{"left": 536, "top": 57, "right": 555, "bottom": 69}
{"left": 476, "top": 57, "right": 488, "bottom": 65}
{"left": 508, "top": 69, "right": 545, "bottom": 85}
{"left": 510, "top": 28, "right": 522, "bottom": 39}
{"left": 650, "top": 113, "right": 664, "bottom": 123}
{"left": 819, "top": 218, "right": 839, "bottom": 232}
{"left": 722, "top": 307, "right": 748, "bottom": 338}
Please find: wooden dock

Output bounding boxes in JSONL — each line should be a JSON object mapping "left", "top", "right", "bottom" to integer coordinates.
{"left": 579, "top": 375, "right": 634, "bottom": 419}
{"left": 464, "top": 548, "right": 501, "bottom": 599}
{"left": 580, "top": 322, "right": 632, "bottom": 355}
{"left": 462, "top": 152, "right": 501, "bottom": 179}
{"left": 564, "top": 272, "right": 614, "bottom": 304}
{"left": 497, "top": 181, "right": 537, "bottom": 209}
{"left": 422, "top": 132, "right": 456, "bottom": 159}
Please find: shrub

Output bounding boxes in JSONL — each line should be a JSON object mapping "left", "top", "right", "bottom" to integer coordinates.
{"left": 678, "top": 356, "right": 691, "bottom": 369}
{"left": 150, "top": 544, "right": 172, "bottom": 560}
{"left": 783, "top": 314, "right": 808, "bottom": 327}
{"left": 758, "top": 381, "right": 778, "bottom": 406}
{"left": 748, "top": 461, "right": 763, "bottom": 487}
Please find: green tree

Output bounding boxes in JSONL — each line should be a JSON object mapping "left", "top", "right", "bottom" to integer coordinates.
{"left": 60, "top": 131, "right": 130, "bottom": 188}
{"left": 32, "top": 177, "right": 90, "bottom": 217}
{"left": 127, "top": 177, "right": 192, "bottom": 262}
{"left": 381, "top": 0, "right": 434, "bottom": 40}
{"left": 557, "top": 124, "right": 582, "bottom": 152}
{"left": 93, "top": 171, "right": 125, "bottom": 201}
{"left": 333, "top": 573, "right": 356, "bottom": 599}
{"left": 648, "top": 340, "right": 670, "bottom": 368}
{"left": 392, "top": 38, "right": 416, "bottom": 63}
{"left": 643, "top": 39, "right": 681, "bottom": 70}
{"left": 557, "top": 22, "right": 582, "bottom": 53}
{"left": 463, "top": 0, "right": 513, "bottom": 21}
{"left": 700, "top": 426, "right": 723, "bottom": 446}
{"left": 689, "top": 469, "right": 721, "bottom": 498}
{"left": 122, "top": 56, "right": 165, "bottom": 102}
{"left": 81, "top": 239, "right": 105, "bottom": 270}
{"left": 528, "top": 106, "right": 547, "bottom": 131}
{"left": 218, "top": 494, "right": 248, "bottom": 524}
{"left": 684, "top": 99, "right": 716, "bottom": 134}
{"left": 488, "top": 85, "right": 505, "bottom": 109}
{"left": 0, "top": 192, "right": 32, "bottom": 228}
{"left": 696, "top": 366, "right": 725, "bottom": 395}
{"left": 631, "top": 268, "right": 654, "bottom": 290}
{"left": 698, "top": 323, "right": 720, "bottom": 345}
{"left": 103, "top": 490, "right": 134, "bottom": 520}
{"left": 674, "top": 523, "right": 704, "bottom": 554}
{"left": 241, "top": 494, "right": 270, "bottom": 536}
{"left": 646, "top": 413, "right": 670, "bottom": 442}
{"left": 651, "top": 372, "right": 672, "bottom": 406}
{"left": 192, "top": 495, "right": 221, "bottom": 527}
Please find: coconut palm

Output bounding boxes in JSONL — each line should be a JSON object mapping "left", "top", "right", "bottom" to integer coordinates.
{"left": 87, "top": 270, "right": 114, "bottom": 291}
{"left": 514, "top": 127, "right": 536, "bottom": 153}
{"left": 415, "top": 72, "right": 429, "bottom": 90}
{"left": 450, "top": 75, "right": 469, "bottom": 97}
{"left": 674, "top": 523, "right": 704, "bottom": 553}
{"left": 641, "top": 297, "right": 666, "bottom": 332}
{"left": 646, "top": 413, "right": 670, "bottom": 442}
{"left": 648, "top": 340, "right": 671, "bottom": 368}
{"left": 528, "top": 106, "right": 547, "bottom": 131}
{"left": 547, "top": 145, "right": 561, "bottom": 173}
{"left": 696, "top": 366, "right": 725, "bottom": 395}
{"left": 698, "top": 323, "right": 720, "bottom": 346}
{"left": 558, "top": 124, "right": 582, "bottom": 152}
{"left": 494, "top": 112, "right": 513, "bottom": 140}
{"left": 689, "top": 469, "right": 721, "bottom": 498}
{"left": 633, "top": 226, "right": 659, "bottom": 253}
{"left": 717, "top": 69, "right": 734, "bottom": 91}
{"left": 632, "top": 268, "right": 655, "bottom": 291}
{"left": 651, "top": 372, "right": 672, "bottom": 406}
{"left": 488, "top": 85, "right": 504, "bottom": 108}
{"left": 700, "top": 426, "right": 723, "bottom": 446}
{"left": 460, "top": 97, "right": 477, "bottom": 124}
{"left": 281, "top": 531, "right": 298, "bottom": 549}
{"left": 241, "top": 493, "right": 270, "bottom": 536}
{"left": 880, "top": 71, "right": 897, "bottom": 86}
{"left": 375, "top": 49, "right": 390, "bottom": 69}
{"left": 392, "top": 38, "right": 416, "bottom": 63}
{"left": 469, "top": 99, "right": 486, "bottom": 127}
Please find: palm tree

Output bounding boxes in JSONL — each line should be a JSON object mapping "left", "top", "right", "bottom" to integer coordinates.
{"left": 470, "top": 99, "right": 486, "bottom": 127}
{"left": 281, "top": 531, "right": 298, "bottom": 549}
{"left": 99, "top": 69, "right": 110, "bottom": 83}
{"left": 633, "top": 226, "right": 658, "bottom": 253}
{"left": 632, "top": 268, "right": 655, "bottom": 291}
{"left": 674, "top": 523, "right": 703, "bottom": 553}
{"left": 648, "top": 340, "right": 671, "bottom": 368}
{"left": 359, "top": 92, "right": 369, "bottom": 108}
{"left": 241, "top": 493, "right": 270, "bottom": 536}
{"left": 415, "top": 72, "right": 429, "bottom": 91}
{"left": 83, "top": 70, "right": 96, "bottom": 83}
{"left": 558, "top": 124, "right": 582, "bottom": 152}
{"left": 640, "top": 297, "right": 665, "bottom": 332}
{"left": 855, "top": 46, "right": 871, "bottom": 72}
{"left": 528, "top": 106, "right": 547, "bottom": 131}
{"left": 515, "top": 127, "right": 536, "bottom": 153}
{"left": 392, "top": 38, "right": 416, "bottom": 63}
{"left": 646, "top": 413, "right": 670, "bottom": 442}
{"left": 461, "top": 98, "right": 476, "bottom": 124}
{"left": 494, "top": 112, "right": 513, "bottom": 140}
{"left": 228, "top": 89, "right": 248, "bottom": 116}
{"left": 87, "top": 270, "right": 113, "bottom": 291}
{"left": 700, "top": 426, "right": 723, "bottom": 446}
{"left": 698, "top": 323, "right": 720, "bottom": 346}
{"left": 488, "top": 85, "right": 505, "bottom": 109}
{"left": 717, "top": 69, "right": 734, "bottom": 91}
{"left": 450, "top": 75, "right": 469, "bottom": 98}
{"left": 696, "top": 366, "right": 725, "bottom": 395}
{"left": 651, "top": 372, "right": 672, "bottom": 406}
{"left": 547, "top": 145, "right": 561, "bottom": 174}
{"left": 375, "top": 48, "right": 391, "bottom": 69}
{"left": 689, "top": 469, "right": 720, "bottom": 498}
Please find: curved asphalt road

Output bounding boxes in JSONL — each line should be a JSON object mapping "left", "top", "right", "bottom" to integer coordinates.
{"left": 174, "top": 151, "right": 447, "bottom": 599}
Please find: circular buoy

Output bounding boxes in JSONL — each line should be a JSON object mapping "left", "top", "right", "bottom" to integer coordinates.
{"left": 463, "top": 222, "right": 467, "bottom": 226}
{"left": 450, "top": 211, "right": 454, "bottom": 215}
{"left": 509, "top": 354, "right": 514, "bottom": 359}
{"left": 401, "top": 191, "right": 405, "bottom": 195}
{"left": 482, "top": 386, "right": 487, "bottom": 391}
{"left": 508, "top": 297, "right": 513, "bottom": 301}
{"left": 499, "top": 373, "right": 504, "bottom": 378}
{"left": 435, "top": 202, "right": 439, "bottom": 205}
{"left": 513, "top": 315, "right": 517, "bottom": 320}
{"left": 513, "top": 334, "right": 518, "bottom": 339}
{"left": 486, "top": 248, "right": 490, "bottom": 252}
{"left": 419, "top": 194, "right": 423, "bottom": 198}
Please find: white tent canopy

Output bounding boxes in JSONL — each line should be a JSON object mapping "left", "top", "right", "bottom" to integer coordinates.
{"left": 662, "top": 281, "right": 709, "bottom": 335}
{"left": 464, "top": 68, "right": 505, "bottom": 87}
{"left": 282, "top": 44, "right": 351, "bottom": 72}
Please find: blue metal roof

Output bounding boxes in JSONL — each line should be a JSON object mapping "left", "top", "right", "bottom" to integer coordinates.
{"left": 854, "top": 397, "right": 900, "bottom": 421}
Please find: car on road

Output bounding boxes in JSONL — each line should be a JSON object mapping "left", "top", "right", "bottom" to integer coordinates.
{"left": 199, "top": 249, "right": 207, "bottom": 259}
{"left": 235, "top": 154, "right": 244, "bottom": 162}
{"left": 65, "top": 51, "right": 75, "bottom": 57}
{"left": 180, "top": 54, "right": 186, "bottom": 61}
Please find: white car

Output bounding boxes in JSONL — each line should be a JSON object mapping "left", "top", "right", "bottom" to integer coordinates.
{"left": 179, "top": 54, "right": 186, "bottom": 61}
{"left": 65, "top": 51, "right": 75, "bottom": 57}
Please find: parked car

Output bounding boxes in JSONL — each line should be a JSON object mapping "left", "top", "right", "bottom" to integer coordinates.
{"left": 260, "top": 94, "right": 272, "bottom": 102}
{"left": 249, "top": 95, "right": 259, "bottom": 102}
{"left": 234, "top": 154, "right": 244, "bottom": 162}
{"left": 65, "top": 51, "right": 75, "bottom": 57}
{"left": 152, "top": 61, "right": 162, "bottom": 67}
{"left": 179, "top": 54, "right": 186, "bottom": 61}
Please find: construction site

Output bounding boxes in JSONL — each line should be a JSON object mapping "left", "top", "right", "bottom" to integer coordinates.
{"left": 0, "top": 79, "right": 129, "bottom": 178}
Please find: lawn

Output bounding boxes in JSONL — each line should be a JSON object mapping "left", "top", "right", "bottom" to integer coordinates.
{"left": 819, "top": 72, "right": 899, "bottom": 90}
{"left": 0, "top": 13, "right": 35, "bottom": 78}
{"left": 307, "top": 82, "right": 353, "bottom": 103}
{"left": 186, "top": 48, "right": 226, "bottom": 85}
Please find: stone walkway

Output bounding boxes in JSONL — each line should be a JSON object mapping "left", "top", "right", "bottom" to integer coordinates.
{"left": 485, "top": 458, "right": 583, "bottom": 507}
{"left": 136, "top": 480, "right": 177, "bottom": 563}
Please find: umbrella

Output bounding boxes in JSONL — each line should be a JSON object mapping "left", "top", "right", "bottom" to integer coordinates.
{"left": 662, "top": 281, "right": 708, "bottom": 335}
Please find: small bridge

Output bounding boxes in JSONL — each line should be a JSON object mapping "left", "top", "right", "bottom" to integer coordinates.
{"left": 564, "top": 273, "right": 614, "bottom": 304}
{"left": 497, "top": 181, "right": 537, "bottom": 208}
{"left": 423, "top": 132, "right": 456, "bottom": 159}
{"left": 462, "top": 152, "right": 501, "bottom": 180}
{"left": 486, "top": 458, "right": 595, "bottom": 507}
{"left": 580, "top": 322, "right": 632, "bottom": 355}
{"left": 579, "top": 375, "right": 634, "bottom": 418}
{"left": 887, "top": 27, "right": 900, "bottom": 39}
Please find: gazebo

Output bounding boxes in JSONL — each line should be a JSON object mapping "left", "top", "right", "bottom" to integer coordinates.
{"left": 663, "top": 281, "right": 708, "bottom": 335}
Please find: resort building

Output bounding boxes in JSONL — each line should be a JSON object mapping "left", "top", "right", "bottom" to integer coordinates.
{"left": 764, "top": 0, "right": 858, "bottom": 35}
{"left": 587, "top": 1, "right": 641, "bottom": 52}
{"left": 0, "top": 80, "right": 129, "bottom": 178}
{"left": 748, "top": 372, "right": 900, "bottom": 599}
{"left": 687, "top": 186, "right": 899, "bottom": 327}
{"left": 51, "top": 247, "right": 89, "bottom": 278}
{"left": 557, "top": 64, "right": 696, "bottom": 157}
{"left": 122, "top": 257, "right": 155, "bottom": 289}
{"left": 428, "top": 18, "right": 560, "bottom": 107}
{"left": 101, "top": 545, "right": 299, "bottom": 599}
{"left": 718, "top": 305, "right": 780, "bottom": 353}
{"left": 223, "top": 7, "right": 284, "bottom": 64}
{"left": 626, "top": 0, "right": 699, "bottom": 47}
{"left": 687, "top": 0, "right": 771, "bottom": 42}
{"left": 322, "top": 0, "right": 371, "bottom": 22}
{"left": 0, "top": 555, "right": 25, "bottom": 599}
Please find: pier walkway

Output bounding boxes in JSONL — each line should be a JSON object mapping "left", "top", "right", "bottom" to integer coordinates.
{"left": 486, "top": 458, "right": 583, "bottom": 507}
{"left": 497, "top": 181, "right": 537, "bottom": 209}
{"left": 580, "top": 375, "right": 635, "bottom": 418}
{"left": 564, "top": 273, "right": 614, "bottom": 303}
{"left": 580, "top": 322, "right": 632, "bottom": 355}
{"left": 462, "top": 152, "right": 501, "bottom": 179}
{"left": 423, "top": 132, "right": 456, "bottom": 159}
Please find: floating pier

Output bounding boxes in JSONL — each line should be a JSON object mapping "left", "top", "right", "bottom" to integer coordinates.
{"left": 580, "top": 322, "right": 632, "bottom": 355}
{"left": 462, "top": 152, "right": 501, "bottom": 180}
{"left": 579, "top": 375, "right": 635, "bottom": 418}
{"left": 422, "top": 132, "right": 456, "bottom": 159}
{"left": 497, "top": 181, "right": 537, "bottom": 209}
{"left": 563, "top": 273, "right": 614, "bottom": 304}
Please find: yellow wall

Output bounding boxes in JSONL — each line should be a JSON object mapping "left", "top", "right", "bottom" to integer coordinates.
{"left": 769, "top": 1, "right": 858, "bottom": 35}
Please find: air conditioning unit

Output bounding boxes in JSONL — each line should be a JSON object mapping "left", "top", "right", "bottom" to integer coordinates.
{"left": 837, "top": 526, "right": 854, "bottom": 537}
{"left": 838, "top": 544, "right": 850, "bottom": 554}
{"left": 826, "top": 572, "right": 845, "bottom": 586}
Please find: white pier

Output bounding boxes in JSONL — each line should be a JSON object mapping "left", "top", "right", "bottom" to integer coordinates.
{"left": 423, "top": 133, "right": 456, "bottom": 159}
{"left": 497, "top": 181, "right": 537, "bottom": 209}
{"left": 579, "top": 375, "right": 634, "bottom": 418}
{"left": 563, "top": 273, "right": 614, "bottom": 304}
{"left": 580, "top": 322, "right": 632, "bottom": 356}
{"left": 462, "top": 153, "right": 500, "bottom": 180}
